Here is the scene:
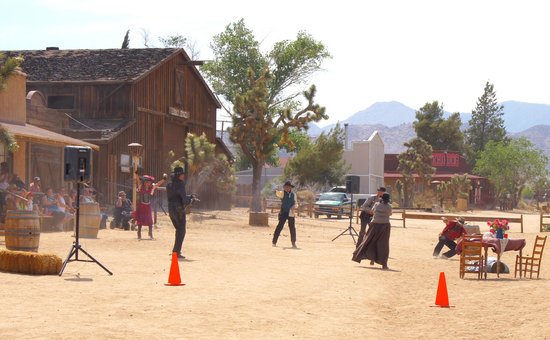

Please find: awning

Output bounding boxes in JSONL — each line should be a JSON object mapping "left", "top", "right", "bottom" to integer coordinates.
{"left": 1, "top": 122, "right": 99, "bottom": 150}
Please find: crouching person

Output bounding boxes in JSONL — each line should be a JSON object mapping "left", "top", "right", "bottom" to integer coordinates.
{"left": 433, "top": 217, "right": 466, "bottom": 259}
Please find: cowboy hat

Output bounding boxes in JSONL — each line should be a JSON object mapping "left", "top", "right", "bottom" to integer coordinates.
{"left": 283, "top": 181, "right": 295, "bottom": 188}
{"left": 172, "top": 166, "right": 185, "bottom": 176}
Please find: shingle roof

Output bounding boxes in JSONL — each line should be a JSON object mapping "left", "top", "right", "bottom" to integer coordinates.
{"left": 3, "top": 48, "right": 180, "bottom": 82}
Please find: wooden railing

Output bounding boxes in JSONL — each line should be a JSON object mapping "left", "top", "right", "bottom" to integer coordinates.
{"left": 395, "top": 211, "right": 524, "bottom": 232}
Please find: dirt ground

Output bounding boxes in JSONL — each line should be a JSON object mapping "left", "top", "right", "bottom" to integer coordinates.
{"left": 1, "top": 208, "right": 549, "bottom": 339}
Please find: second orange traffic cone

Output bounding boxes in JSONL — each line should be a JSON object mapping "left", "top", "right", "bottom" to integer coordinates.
{"left": 165, "top": 252, "right": 185, "bottom": 286}
{"left": 432, "top": 272, "right": 452, "bottom": 307}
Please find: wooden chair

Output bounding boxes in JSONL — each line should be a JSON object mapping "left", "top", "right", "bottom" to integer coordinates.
{"left": 459, "top": 240, "right": 484, "bottom": 279}
{"left": 515, "top": 235, "right": 547, "bottom": 279}
{"left": 464, "top": 224, "right": 481, "bottom": 235}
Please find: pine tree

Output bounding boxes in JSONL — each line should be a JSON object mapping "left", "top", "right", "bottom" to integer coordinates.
{"left": 121, "top": 30, "right": 130, "bottom": 49}
{"left": 465, "top": 82, "right": 507, "bottom": 163}
{"left": 413, "top": 101, "right": 465, "bottom": 153}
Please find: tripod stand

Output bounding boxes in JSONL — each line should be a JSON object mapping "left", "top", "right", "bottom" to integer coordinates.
{"left": 59, "top": 177, "right": 112, "bottom": 276}
{"left": 332, "top": 192, "right": 359, "bottom": 244}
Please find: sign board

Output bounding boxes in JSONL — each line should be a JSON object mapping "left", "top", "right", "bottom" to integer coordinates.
{"left": 169, "top": 107, "right": 190, "bottom": 119}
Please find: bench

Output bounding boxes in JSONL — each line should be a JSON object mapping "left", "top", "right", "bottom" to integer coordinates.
{"left": 393, "top": 210, "right": 524, "bottom": 232}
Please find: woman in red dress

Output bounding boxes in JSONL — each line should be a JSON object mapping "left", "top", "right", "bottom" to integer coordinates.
{"left": 135, "top": 173, "right": 166, "bottom": 239}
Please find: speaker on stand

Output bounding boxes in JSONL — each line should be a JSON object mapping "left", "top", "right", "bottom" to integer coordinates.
{"left": 59, "top": 146, "right": 112, "bottom": 276}
{"left": 332, "top": 175, "right": 360, "bottom": 243}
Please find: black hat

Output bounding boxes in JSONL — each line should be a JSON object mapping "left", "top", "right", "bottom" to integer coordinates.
{"left": 283, "top": 181, "right": 295, "bottom": 188}
{"left": 457, "top": 217, "right": 465, "bottom": 224}
{"left": 381, "top": 192, "right": 391, "bottom": 202}
{"left": 377, "top": 186, "right": 386, "bottom": 192}
{"left": 172, "top": 166, "right": 185, "bottom": 176}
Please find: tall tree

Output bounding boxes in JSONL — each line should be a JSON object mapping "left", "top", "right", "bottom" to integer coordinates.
{"left": 397, "top": 138, "right": 435, "bottom": 207}
{"left": 284, "top": 124, "right": 349, "bottom": 187}
{"left": 465, "top": 82, "right": 507, "bottom": 163}
{"left": 474, "top": 137, "right": 548, "bottom": 208}
{"left": 121, "top": 30, "right": 130, "bottom": 49}
{"left": 0, "top": 53, "right": 23, "bottom": 90}
{"left": 230, "top": 70, "right": 326, "bottom": 211}
{"left": 413, "top": 101, "right": 465, "bottom": 153}
{"left": 202, "top": 19, "right": 330, "bottom": 212}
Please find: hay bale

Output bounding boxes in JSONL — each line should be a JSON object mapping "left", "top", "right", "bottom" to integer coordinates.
{"left": 0, "top": 250, "right": 62, "bottom": 275}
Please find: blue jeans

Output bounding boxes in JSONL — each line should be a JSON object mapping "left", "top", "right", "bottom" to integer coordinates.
{"left": 433, "top": 235, "right": 458, "bottom": 258}
{"left": 272, "top": 211, "right": 296, "bottom": 245}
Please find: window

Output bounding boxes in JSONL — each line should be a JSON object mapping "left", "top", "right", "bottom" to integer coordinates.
{"left": 120, "top": 153, "right": 142, "bottom": 173}
{"left": 47, "top": 95, "right": 74, "bottom": 110}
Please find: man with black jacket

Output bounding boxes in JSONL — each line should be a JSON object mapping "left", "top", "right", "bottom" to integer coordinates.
{"left": 166, "top": 166, "right": 192, "bottom": 259}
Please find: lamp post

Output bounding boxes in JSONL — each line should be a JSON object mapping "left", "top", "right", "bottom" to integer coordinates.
{"left": 128, "top": 143, "right": 143, "bottom": 210}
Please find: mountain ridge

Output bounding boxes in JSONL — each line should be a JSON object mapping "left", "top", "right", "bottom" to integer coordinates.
{"left": 311, "top": 100, "right": 550, "bottom": 134}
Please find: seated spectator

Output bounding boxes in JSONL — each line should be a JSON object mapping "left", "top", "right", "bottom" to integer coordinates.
{"left": 10, "top": 174, "right": 27, "bottom": 191}
{"left": 66, "top": 189, "right": 77, "bottom": 214}
{"left": 57, "top": 188, "right": 74, "bottom": 226}
{"left": 41, "top": 188, "right": 65, "bottom": 231}
{"left": 111, "top": 191, "right": 133, "bottom": 230}
{"left": 29, "top": 176, "right": 41, "bottom": 193}
{"left": 80, "top": 187, "right": 107, "bottom": 229}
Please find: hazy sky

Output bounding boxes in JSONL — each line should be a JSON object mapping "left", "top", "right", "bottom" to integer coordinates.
{"left": 3, "top": 0, "right": 549, "bottom": 126}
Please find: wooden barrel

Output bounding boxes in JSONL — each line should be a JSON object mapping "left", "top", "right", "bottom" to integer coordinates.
{"left": 78, "top": 202, "right": 100, "bottom": 238}
{"left": 5, "top": 210, "right": 41, "bottom": 252}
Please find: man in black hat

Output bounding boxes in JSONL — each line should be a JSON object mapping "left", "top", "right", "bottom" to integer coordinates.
{"left": 357, "top": 186, "right": 386, "bottom": 246}
{"left": 166, "top": 166, "right": 193, "bottom": 259}
{"left": 272, "top": 181, "right": 297, "bottom": 248}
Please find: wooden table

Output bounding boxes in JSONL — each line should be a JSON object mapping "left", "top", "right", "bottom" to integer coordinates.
{"left": 482, "top": 238, "right": 526, "bottom": 278}
{"left": 456, "top": 237, "right": 526, "bottom": 278}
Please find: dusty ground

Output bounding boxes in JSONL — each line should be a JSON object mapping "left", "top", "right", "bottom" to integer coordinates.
{"left": 1, "top": 208, "right": 549, "bottom": 339}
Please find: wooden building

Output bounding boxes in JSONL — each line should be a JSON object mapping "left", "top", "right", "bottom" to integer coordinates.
{"left": 5, "top": 48, "right": 222, "bottom": 205}
{"left": 0, "top": 71, "right": 98, "bottom": 191}
{"left": 384, "top": 151, "right": 492, "bottom": 208}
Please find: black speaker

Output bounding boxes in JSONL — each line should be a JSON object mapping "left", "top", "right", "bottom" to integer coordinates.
{"left": 64, "top": 146, "right": 92, "bottom": 181}
{"left": 345, "top": 175, "right": 360, "bottom": 194}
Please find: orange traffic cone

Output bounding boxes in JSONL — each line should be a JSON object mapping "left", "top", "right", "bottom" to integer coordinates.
{"left": 432, "top": 272, "right": 453, "bottom": 307}
{"left": 165, "top": 252, "right": 185, "bottom": 286}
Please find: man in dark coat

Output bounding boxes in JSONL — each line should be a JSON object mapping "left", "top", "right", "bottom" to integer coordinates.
{"left": 166, "top": 166, "right": 192, "bottom": 259}
{"left": 272, "top": 181, "right": 297, "bottom": 248}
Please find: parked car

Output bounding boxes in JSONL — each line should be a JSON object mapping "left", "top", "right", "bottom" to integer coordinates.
{"left": 314, "top": 192, "right": 355, "bottom": 219}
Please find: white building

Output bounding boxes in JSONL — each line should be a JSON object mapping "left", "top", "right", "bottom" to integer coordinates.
{"left": 343, "top": 131, "right": 385, "bottom": 194}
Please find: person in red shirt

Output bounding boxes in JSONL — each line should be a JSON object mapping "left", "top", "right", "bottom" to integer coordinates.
{"left": 433, "top": 217, "right": 467, "bottom": 259}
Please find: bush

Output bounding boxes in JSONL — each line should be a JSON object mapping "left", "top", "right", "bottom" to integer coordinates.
{"left": 414, "top": 190, "right": 437, "bottom": 209}
{"left": 297, "top": 190, "right": 315, "bottom": 204}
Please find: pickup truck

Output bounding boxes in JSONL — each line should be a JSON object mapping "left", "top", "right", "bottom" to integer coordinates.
{"left": 314, "top": 192, "right": 356, "bottom": 219}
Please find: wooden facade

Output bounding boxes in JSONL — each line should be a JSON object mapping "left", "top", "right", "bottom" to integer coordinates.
{"left": 8, "top": 48, "right": 222, "bottom": 206}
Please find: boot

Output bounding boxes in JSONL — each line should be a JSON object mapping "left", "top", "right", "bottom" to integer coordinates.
{"left": 148, "top": 226, "right": 154, "bottom": 239}
{"left": 137, "top": 226, "right": 142, "bottom": 240}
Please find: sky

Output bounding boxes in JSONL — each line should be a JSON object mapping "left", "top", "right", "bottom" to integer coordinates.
{"left": 3, "top": 0, "right": 550, "bottom": 127}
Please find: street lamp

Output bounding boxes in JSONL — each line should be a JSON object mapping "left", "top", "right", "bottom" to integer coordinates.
{"left": 128, "top": 142, "right": 143, "bottom": 210}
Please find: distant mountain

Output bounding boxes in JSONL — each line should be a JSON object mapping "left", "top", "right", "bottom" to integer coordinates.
{"left": 501, "top": 101, "right": 550, "bottom": 133}
{"left": 342, "top": 101, "right": 417, "bottom": 127}
{"left": 310, "top": 100, "right": 550, "bottom": 136}
{"left": 512, "top": 125, "right": 550, "bottom": 169}
{"left": 346, "top": 123, "right": 415, "bottom": 154}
